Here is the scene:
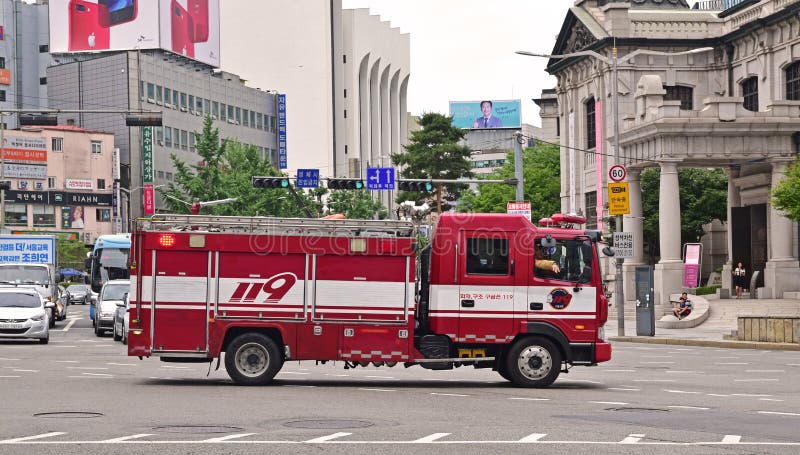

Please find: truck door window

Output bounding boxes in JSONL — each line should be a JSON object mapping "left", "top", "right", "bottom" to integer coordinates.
{"left": 534, "top": 239, "right": 593, "bottom": 283}
{"left": 466, "top": 238, "right": 509, "bottom": 276}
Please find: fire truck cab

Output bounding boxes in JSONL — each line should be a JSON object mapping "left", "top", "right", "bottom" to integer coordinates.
{"left": 128, "top": 213, "right": 611, "bottom": 387}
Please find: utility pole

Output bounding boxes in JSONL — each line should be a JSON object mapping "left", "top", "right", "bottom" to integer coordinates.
{"left": 513, "top": 132, "right": 525, "bottom": 202}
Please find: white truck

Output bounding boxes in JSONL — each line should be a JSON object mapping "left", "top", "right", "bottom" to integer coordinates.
{"left": 0, "top": 235, "right": 62, "bottom": 327}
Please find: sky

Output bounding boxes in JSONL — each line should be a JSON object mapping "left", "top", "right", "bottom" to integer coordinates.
{"left": 339, "top": 0, "right": 577, "bottom": 127}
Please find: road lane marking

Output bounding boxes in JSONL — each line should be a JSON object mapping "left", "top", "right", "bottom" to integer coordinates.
{"left": 590, "top": 401, "right": 628, "bottom": 405}
{"left": 276, "top": 371, "right": 310, "bottom": 375}
{"left": 758, "top": 411, "right": 800, "bottom": 417}
{"left": 52, "top": 346, "right": 77, "bottom": 348}
{"left": 668, "top": 406, "right": 709, "bottom": 411}
{"left": 518, "top": 433, "right": 547, "bottom": 442}
{"left": 430, "top": 393, "right": 469, "bottom": 397}
{"left": 55, "top": 360, "right": 79, "bottom": 363}
{"left": 202, "top": 433, "right": 257, "bottom": 442}
{"left": 101, "top": 434, "right": 154, "bottom": 443}
{"left": 716, "top": 362, "right": 748, "bottom": 365}
{"left": 663, "top": 390, "right": 701, "bottom": 394}
{"left": 732, "top": 393, "right": 772, "bottom": 397}
{"left": 604, "top": 370, "right": 635, "bottom": 373}
{"left": 759, "top": 398, "right": 784, "bottom": 402}
{"left": 58, "top": 318, "right": 78, "bottom": 332}
{"left": 107, "top": 363, "right": 137, "bottom": 366}
{"left": 304, "top": 433, "right": 352, "bottom": 443}
{"left": 640, "top": 361, "right": 675, "bottom": 364}
{"left": 365, "top": 375, "right": 396, "bottom": 379}
{"left": 707, "top": 394, "right": 731, "bottom": 397}
{"left": 12, "top": 369, "right": 38, "bottom": 373}
{"left": 359, "top": 388, "right": 396, "bottom": 392}
{"left": 67, "top": 366, "right": 109, "bottom": 370}
{"left": 508, "top": 397, "right": 550, "bottom": 401}
{"left": 620, "top": 434, "right": 645, "bottom": 444}
{"left": 734, "top": 379, "right": 778, "bottom": 382}
{"left": 665, "top": 371, "right": 703, "bottom": 374}
{"left": 722, "top": 435, "right": 741, "bottom": 443}
{"left": 0, "top": 358, "right": 20, "bottom": 361}
{"left": 0, "top": 432, "right": 66, "bottom": 443}
{"left": 746, "top": 370, "right": 785, "bottom": 373}
{"left": 633, "top": 379, "right": 676, "bottom": 382}
{"left": 0, "top": 375, "right": 20, "bottom": 378}
{"left": 567, "top": 379, "right": 602, "bottom": 384}
{"left": 81, "top": 373, "right": 113, "bottom": 377}
{"left": 608, "top": 388, "right": 640, "bottom": 392}
{"left": 413, "top": 433, "right": 451, "bottom": 443}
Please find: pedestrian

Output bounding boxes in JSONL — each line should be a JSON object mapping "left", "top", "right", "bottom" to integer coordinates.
{"left": 672, "top": 292, "right": 692, "bottom": 319}
{"left": 733, "top": 262, "right": 746, "bottom": 299}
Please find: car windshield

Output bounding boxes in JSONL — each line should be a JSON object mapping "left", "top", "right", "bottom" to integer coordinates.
{"left": 0, "top": 265, "right": 50, "bottom": 284}
{"left": 102, "top": 284, "right": 129, "bottom": 301}
{"left": 0, "top": 293, "right": 41, "bottom": 308}
{"left": 67, "top": 285, "right": 89, "bottom": 293}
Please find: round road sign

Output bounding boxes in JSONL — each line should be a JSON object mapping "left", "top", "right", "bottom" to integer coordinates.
{"left": 609, "top": 165, "right": 627, "bottom": 182}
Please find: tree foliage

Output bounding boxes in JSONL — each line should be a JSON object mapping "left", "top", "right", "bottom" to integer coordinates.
{"left": 325, "top": 190, "right": 387, "bottom": 220}
{"left": 459, "top": 143, "right": 561, "bottom": 222}
{"left": 56, "top": 235, "right": 89, "bottom": 271}
{"left": 772, "top": 158, "right": 800, "bottom": 221}
{"left": 641, "top": 167, "right": 727, "bottom": 260}
{"left": 160, "top": 116, "right": 317, "bottom": 218}
{"left": 392, "top": 113, "right": 473, "bottom": 212}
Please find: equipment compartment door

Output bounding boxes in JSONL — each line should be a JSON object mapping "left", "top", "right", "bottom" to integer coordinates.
{"left": 457, "top": 231, "right": 519, "bottom": 344}
{"left": 152, "top": 250, "right": 210, "bottom": 353}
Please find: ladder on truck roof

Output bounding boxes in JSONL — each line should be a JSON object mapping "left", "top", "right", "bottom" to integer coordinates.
{"left": 135, "top": 215, "right": 416, "bottom": 238}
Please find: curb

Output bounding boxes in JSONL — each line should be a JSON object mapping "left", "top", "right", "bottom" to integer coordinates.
{"left": 608, "top": 336, "right": 800, "bottom": 351}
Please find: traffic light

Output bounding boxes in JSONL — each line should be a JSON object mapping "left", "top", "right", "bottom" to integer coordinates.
{"left": 0, "top": 180, "right": 10, "bottom": 191}
{"left": 398, "top": 181, "right": 434, "bottom": 192}
{"left": 252, "top": 176, "right": 290, "bottom": 188}
{"left": 18, "top": 114, "right": 58, "bottom": 126}
{"left": 327, "top": 179, "right": 364, "bottom": 190}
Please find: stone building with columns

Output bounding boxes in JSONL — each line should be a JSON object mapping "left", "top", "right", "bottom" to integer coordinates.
{"left": 540, "top": 0, "right": 800, "bottom": 313}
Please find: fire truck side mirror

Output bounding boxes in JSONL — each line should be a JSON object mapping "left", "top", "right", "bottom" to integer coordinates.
{"left": 602, "top": 246, "right": 615, "bottom": 257}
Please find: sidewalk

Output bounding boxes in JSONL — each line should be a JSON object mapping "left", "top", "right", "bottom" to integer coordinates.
{"left": 605, "top": 295, "right": 800, "bottom": 351}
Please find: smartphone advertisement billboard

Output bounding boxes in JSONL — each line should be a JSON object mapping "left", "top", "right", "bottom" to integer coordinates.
{"left": 49, "top": 0, "right": 220, "bottom": 67}
{"left": 449, "top": 99, "right": 521, "bottom": 129}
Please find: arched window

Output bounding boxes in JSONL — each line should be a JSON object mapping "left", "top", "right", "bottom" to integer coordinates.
{"left": 786, "top": 61, "right": 800, "bottom": 100}
{"left": 586, "top": 97, "right": 596, "bottom": 149}
{"left": 741, "top": 77, "right": 759, "bottom": 111}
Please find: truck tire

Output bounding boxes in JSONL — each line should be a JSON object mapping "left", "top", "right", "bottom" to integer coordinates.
{"left": 224, "top": 333, "right": 283, "bottom": 386}
{"left": 505, "top": 337, "right": 561, "bottom": 388}
{"left": 496, "top": 362, "right": 513, "bottom": 382}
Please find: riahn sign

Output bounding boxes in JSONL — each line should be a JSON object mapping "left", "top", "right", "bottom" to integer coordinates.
{"left": 48, "top": 0, "right": 221, "bottom": 68}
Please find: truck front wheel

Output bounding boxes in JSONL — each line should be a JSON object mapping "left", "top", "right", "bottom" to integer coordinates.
{"left": 224, "top": 333, "right": 283, "bottom": 386}
{"left": 506, "top": 337, "right": 561, "bottom": 387}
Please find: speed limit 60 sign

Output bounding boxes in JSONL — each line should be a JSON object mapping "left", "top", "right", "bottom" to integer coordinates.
{"left": 609, "top": 164, "right": 627, "bottom": 182}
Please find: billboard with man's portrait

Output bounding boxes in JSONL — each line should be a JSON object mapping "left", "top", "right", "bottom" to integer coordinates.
{"left": 449, "top": 99, "right": 521, "bottom": 129}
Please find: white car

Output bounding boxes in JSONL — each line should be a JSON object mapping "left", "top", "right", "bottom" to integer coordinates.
{"left": 95, "top": 280, "right": 130, "bottom": 337}
{"left": 0, "top": 287, "right": 53, "bottom": 344}
{"left": 113, "top": 294, "right": 130, "bottom": 344}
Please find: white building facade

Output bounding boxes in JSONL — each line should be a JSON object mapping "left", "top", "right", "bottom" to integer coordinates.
{"left": 542, "top": 0, "right": 800, "bottom": 313}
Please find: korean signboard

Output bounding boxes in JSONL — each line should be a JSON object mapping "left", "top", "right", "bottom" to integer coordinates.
{"left": 506, "top": 201, "right": 532, "bottom": 220}
{"left": 65, "top": 179, "right": 94, "bottom": 190}
{"left": 278, "top": 94, "right": 287, "bottom": 169}
{"left": 0, "top": 236, "right": 55, "bottom": 264}
{"left": 2, "top": 163, "right": 47, "bottom": 179}
{"left": 1, "top": 135, "right": 47, "bottom": 163}
{"left": 142, "top": 127, "right": 154, "bottom": 184}
{"left": 607, "top": 182, "right": 630, "bottom": 216}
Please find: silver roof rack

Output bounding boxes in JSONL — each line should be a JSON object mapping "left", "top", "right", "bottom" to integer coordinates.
{"left": 135, "top": 215, "right": 416, "bottom": 238}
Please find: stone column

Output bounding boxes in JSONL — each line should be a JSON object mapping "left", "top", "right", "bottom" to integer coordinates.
{"left": 622, "top": 169, "right": 644, "bottom": 308}
{"left": 720, "top": 166, "right": 740, "bottom": 299}
{"left": 654, "top": 160, "right": 684, "bottom": 314}
{"left": 764, "top": 159, "right": 800, "bottom": 299}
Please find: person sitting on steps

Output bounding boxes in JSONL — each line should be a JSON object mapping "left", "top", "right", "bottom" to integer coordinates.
{"left": 672, "top": 292, "right": 692, "bottom": 320}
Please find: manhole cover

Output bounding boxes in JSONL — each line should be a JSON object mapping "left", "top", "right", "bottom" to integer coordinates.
{"left": 152, "top": 425, "right": 244, "bottom": 434}
{"left": 34, "top": 412, "right": 104, "bottom": 419}
{"left": 283, "top": 419, "right": 374, "bottom": 430}
{"left": 607, "top": 407, "right": 669, "bottom": 413}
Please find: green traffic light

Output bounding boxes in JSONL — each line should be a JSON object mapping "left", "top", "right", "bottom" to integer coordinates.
{"left": 355, "top": 181, "right": 364, "bottom": 189}
{"left": 281, "top": 179, "right": 289, "bottom": 188}
{"left": 424, "top": 182, "right": 434, "bottom": 191}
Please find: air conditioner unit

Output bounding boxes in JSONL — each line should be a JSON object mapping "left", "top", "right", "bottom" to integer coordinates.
{"left": 180, "top": 107, "right": 188, "bottom": 112}
{"left": 227, "top": 118, "right": 236, "bottom": 124}
{"left": 147, "top": 97, "right": 155, "bottom": 103}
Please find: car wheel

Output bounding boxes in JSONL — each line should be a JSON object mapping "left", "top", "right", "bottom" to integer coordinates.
{"left": 113, "top": 322, "right": 121, "bottom": 341}
{"left": 505, "top": 337, "right": 562, "bottom": 388}
{"left": 224, "top": 333, "right": 283, "bottom": 386}
{"left": 95, "top": 322, "right": 103, "bottom": 337}
{"left": 39, "top": 336, "right": 49, "bottom": 345}
{"left": 48, "top": 310, "right": 55, "bottom": 328}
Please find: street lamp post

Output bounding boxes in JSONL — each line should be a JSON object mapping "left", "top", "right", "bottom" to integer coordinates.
{"left": 516, "top": 45, "right": 712, "bottom": 336}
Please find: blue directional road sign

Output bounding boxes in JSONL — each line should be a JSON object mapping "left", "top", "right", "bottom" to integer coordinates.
{"left": 295, "top": 169, "right": 320, "bottom": 188}
{"left": 366, "top": 167, "right": 395, "bottom": 190}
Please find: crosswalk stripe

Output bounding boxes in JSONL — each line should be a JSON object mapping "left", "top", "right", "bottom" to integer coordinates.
{"left": 202, "top": 433, "right": 257, "bottom": 442}
{"left": 304, "top": 432, "right": 351, "bottom": 443}
{"left": 100, "top": 434, "right": 154, "bottom": 443}
{"left": 722, "top": 435, "right": 742, "bottom": 443}
{"left": 518, "top": 433, "right": 546, "bottom": 442}
{"left": 412, "top": 433, "right": 451, "bottom": 443}
{"left": 0, "top": 432, "right": 66, "bottom": 443}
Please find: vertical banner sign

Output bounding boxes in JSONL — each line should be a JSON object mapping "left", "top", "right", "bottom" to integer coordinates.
{"left": 568, "top": 112, "right": 575, "bottom": 214}
{"left": 683, "top": 243, "right": 702, "bottom": 288}
{"left": 595, "top": 100, "right": 604, "bottom": 231}
{"left": 277, "top": 94, "right": 288, "bottom": 170}
{"left": 143, "top": 185, "right": 155, "bottom": 216}
{"left": 142, "top": 128, "right": 154, "bottom": 184}
{"left": 112, "top": 181, "right": 119, "bottom": 217}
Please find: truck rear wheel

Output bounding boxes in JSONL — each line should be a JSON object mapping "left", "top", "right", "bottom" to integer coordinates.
{"left": 224, "top": 333, "right": 283, "bottom": 386}
{"left": 506, "top": 337, "right": 561, "bottom": 388}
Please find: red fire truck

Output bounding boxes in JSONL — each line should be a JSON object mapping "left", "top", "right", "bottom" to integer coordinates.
{"left": 128, "top": 213, "right": 612, "bottom": 387}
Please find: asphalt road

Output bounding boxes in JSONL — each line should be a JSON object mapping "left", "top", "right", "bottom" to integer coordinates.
{"left": 1, "top": 304, "right": 800, "bottom": 455}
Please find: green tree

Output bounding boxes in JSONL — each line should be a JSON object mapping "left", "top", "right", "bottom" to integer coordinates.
{"left": 772, "top": 158, "right": 800, "bottom": 221}
{"left": 56, "top": 235, "right": 88, "bottom": 271}
{"left": 641, "top": 167, "right": 727, "bottom": 260}
{"left": 459, "top": 143, "right": 561, "bottom": 222}
{"left": 325, "top": 190, "right": 387, "bottom": 219}
{"left": 392, "top": 113, "right": 473, "bottom": 212}
{"left": 161, "top": 116, "right": 315, "bottom": 217}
